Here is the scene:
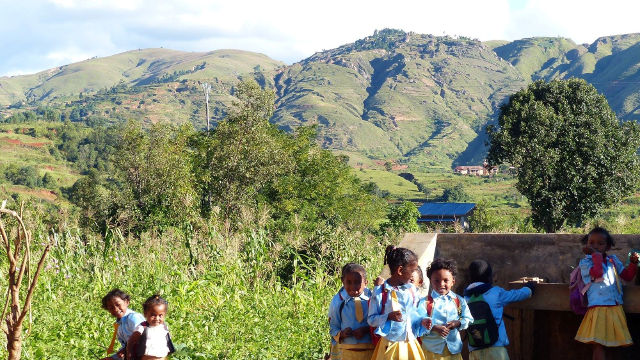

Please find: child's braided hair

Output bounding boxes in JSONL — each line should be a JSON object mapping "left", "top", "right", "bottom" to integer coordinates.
{"left": 143, "top": 294, "right": 168, "bottom": 313}
{"left": 384, "top": 245, "right": 418, "bottom": 273}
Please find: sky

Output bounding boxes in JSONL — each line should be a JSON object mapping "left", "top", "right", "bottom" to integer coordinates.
{"left": 1, "top": 0, "right": 639, "bottom": 76}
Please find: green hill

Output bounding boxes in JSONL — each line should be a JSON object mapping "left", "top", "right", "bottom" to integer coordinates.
{"left": 0, "top": 48, "right": 284, "bottom": 107}
{"left": 4, "top": 30, "right": 640, "bottom": 170}
{"left": 273, "top": 30, "right": 526, "bottom": 169}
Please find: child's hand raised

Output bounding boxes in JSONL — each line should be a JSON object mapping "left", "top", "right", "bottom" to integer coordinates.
{"left": 630, "top": 252, "right": 639, "bottom": 265}
{"left": 582, "top": 246, "right": 598, "bottom": 255}
{"left": 421, "top": 318, "right": 432, "bottom": 329}
{"left": 388, "top": 310, "right": 403, "bottom": 322}
{"left": 432, "top": 324, "right": 450, "bottom": 338}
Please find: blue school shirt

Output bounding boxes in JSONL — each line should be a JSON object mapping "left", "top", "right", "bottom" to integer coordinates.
{"left": 579, "top": 254, "right": 625, "bottom": 306}
{"left": 367, "top": 281, "right": 427, "bottom": 342}
{"left": 328, "top": 288, "right": 348, "bottom": 346}
{"left": 113, "top": 309, "right": 145, "bottom": 358}
{"left": 328, "top": 287, "right": 373, "bottom": 345}
{"left": 418, "top": 290, "right": 473, "bottom": 355}
{"left": 463, "top": 282, "right": 531, "bottom": 352}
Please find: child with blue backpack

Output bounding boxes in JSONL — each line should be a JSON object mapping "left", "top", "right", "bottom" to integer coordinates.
{"left": 368, "top": 246, "right": 431, "bottom": 360}
{"left": 575, "top": 227, "right": 638, "bottom": 360}
{"left": 463, "top": 260, "right": 534, "bottom": 360}
{"left": 418, "top": 258, "right": 473, "bottom": 360}
{"left": 328, "top": 263, "right": 375, "bottom": 360}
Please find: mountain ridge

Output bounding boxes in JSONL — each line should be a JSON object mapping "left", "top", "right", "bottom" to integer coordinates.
{"left": 3, "top": 30, "right": 640, "bottom": 170}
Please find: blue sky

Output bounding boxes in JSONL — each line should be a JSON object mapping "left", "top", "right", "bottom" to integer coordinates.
{"left": 1, "top": 0, "right": 638, "bottom": 76}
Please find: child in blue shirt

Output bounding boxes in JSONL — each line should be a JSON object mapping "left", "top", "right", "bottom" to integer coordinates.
{"left": 575, "top": 227, "right": 638, "bottom": 360}
{"left": 463, "top": 260, "right": 533, "bottom": 360}
{"left": 368, "top": 246, "right": 430, "bottom": 360}
{"left": 100, "top": 289, "right": 145, "bottom": 360}
{"left": 328, "top": 263, "right": 374, "bottom": 360}
{"left": 418, "top": 258, "right": 473, "bottom": 360}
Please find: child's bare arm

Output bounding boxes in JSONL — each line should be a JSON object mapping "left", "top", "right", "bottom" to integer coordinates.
{"left": 620, "top": 253, "right": 639, "bottom": 281}
{"left": 125, "top": 331, "right": 141, "bottom": 360}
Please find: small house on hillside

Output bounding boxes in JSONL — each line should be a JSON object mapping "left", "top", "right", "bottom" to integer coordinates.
{"left": 454, "top": 160, "right": 498, "bottom": 176}
{"left": 417, "top": 202, "right": 476, "bottom": 231}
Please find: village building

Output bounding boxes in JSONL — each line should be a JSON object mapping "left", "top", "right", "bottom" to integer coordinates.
{"left": 416, "top": 202, "right": 476, "bottom": 231}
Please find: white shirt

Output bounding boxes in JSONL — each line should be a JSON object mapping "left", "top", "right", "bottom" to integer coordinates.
{"left": 134, "top": 324, "right": 170, "bottom": 357}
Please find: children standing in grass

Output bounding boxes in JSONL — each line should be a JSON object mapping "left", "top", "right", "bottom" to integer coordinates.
{"left": 575, "top": 227, "right": 638, "bottom": 360}
{"left": 463, "top": 260, "right": 534, "bottom": 360}
{"left": 328, "top": 263, "right": 374, "bottom": 360}
{"left": 126, "top": 295, "right": 175, "bottom": 360}
{"left": 101, "top": 289, "right": 145, "bottom": 360}
{"left": 418, "top": 258, "right": 473, "bottom": 360}
{"left": 368, "top": 246, "right": 430, "bottom": 360}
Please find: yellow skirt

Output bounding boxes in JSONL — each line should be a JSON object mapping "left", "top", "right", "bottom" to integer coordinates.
{"left": 469, "top": 346, "right": 509, "bottom": 360}
{"left": 338, "top": 343, "right": 375, "bottom": 360}
{"left": 575, "top": 305, "right": 633, "bottom": 347}
{"left": 330, "top": 343, "right": 341, "bottom": 360}
{"left": 424, "top": 345, "right": 462, "bottom": 360}
{"left": 371, "top": 337, "right": 426, "bottom": 360}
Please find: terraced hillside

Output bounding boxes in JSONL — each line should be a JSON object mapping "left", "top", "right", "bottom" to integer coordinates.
{"left": 273, "top": 30, "right": 527, "bottom": 169}
{"left": 3, "top": 30, "right": 640, "bottom": 170}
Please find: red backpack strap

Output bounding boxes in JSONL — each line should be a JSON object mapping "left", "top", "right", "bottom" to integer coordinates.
{"left": 426, "top": 295, "right": 434, "bottom": 317}
{"left": 454, "top": 295, "right": 461, "bottom": 317}
{"left": 380, "top": 288, "right": 388, "bottom": 314}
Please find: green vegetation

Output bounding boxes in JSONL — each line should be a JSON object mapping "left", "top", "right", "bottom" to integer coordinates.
{"left": 488, "top": 79, "right": 640, "bottom": 232}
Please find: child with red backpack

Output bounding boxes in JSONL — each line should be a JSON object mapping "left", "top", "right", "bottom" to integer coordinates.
{"left": 418, "top": 258, "right": 473, "bottom": 360}
{"left": 574, "top": 227, "right": 638, "bottom": 360}
{"left": 368, "top": 246, "right": 431, "bottom": 360}
{"left": 328, "top": 263, "right": 374, "bottom": 360}
{"left": 463, "top": 260, "right": 534, "bottom": 360}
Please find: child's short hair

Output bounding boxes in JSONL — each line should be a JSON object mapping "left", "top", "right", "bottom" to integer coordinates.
{"left": 101, "top": 289, "right": 131, "bottom": 310}
{"left": 384, "top": 246, "right": 418, "bottom": 273}
{"left": 341, "top": 263, "right": 367, "bottom": 279}
{"left": 143, "top": 294, "right": 168, "bottom": 313}
{"left": 584, "top": 227, "right": 615, "bottom": 247}
{"left": 427, "top": 258, "right": 457, "bottom": 278}
{"left": 468, "top": 259, "right": 492, "bottom": 284}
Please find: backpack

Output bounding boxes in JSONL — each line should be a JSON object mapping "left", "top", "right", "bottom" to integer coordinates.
{"left": 569, "top": 266, "right": 590, "bottom": 315}
{"left": 466, "top": 292, "right": 499, "bottom": 349}
{"left": 131, "top": 321, "right": 176, "bottom": 360}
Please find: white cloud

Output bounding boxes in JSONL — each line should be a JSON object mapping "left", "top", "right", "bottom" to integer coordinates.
{"left": 1, "top": 0, "right": 639, "bottom": 76}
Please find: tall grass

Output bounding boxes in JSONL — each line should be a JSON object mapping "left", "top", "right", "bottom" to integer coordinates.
{"left": 0, "top": 212, "right": 391, "bottom": 359}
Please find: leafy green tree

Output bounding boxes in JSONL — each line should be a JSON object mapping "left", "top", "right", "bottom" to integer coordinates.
{"left": 441, "top": 184, "right": 470, "bottom": 202}
{"left": 191, "top": 80, "right": 292, "bottom": 218}
{"left": 487, "top": 79, "right": 640, "bottom": 232}
{"left": 112, "top": 122, "right": 198, "bottom": 232}
{"left": 41, "top": 172, "right": 57, "bottom": 189}
{"left": 380, "top": 201, "right": 420, "bottom": 233}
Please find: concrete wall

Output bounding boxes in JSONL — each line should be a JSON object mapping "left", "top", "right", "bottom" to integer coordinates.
{"left": 397, "top": 233, "right": 640, "bottom": 360}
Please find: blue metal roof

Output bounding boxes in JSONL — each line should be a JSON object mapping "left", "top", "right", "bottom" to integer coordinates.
{"left": 417, "top": 202, "right": 476, "bottom": 217}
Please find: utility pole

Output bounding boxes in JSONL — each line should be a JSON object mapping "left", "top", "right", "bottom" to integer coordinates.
{"left": 202, "top": 82, "right": 211, "bottom": 132}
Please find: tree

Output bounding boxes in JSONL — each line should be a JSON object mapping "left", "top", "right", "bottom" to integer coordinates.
{"left": 441, "top": 184, "right": 470, "bottom": 202}
{"left": 381, "top": 201, "right": 420, "bottom": 233}
{"left": 0, "top": 204, "right": 52, "bottom": 360}
{"left": 487, "top": 79, "right": 640, "bottom": 232}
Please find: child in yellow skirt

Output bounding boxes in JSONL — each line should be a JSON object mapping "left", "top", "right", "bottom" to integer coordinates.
{"left": 575, "top": 227, "right": 639, "bottom": 360}
{"left": 368, "top": 246, "right": 431, "bottom": 360}
{"left": 418, "top": 259, "right": 473, "bottom": 360}
{"left": 329, "top": 263, "right": 375, "bottom": 360}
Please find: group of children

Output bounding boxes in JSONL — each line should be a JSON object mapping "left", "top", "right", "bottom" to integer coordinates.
{"left": 100, "top": 290, "right": 175, "bottom": 360}
{"left": 328, "top": 227, "right": 640, "bottom": 360}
